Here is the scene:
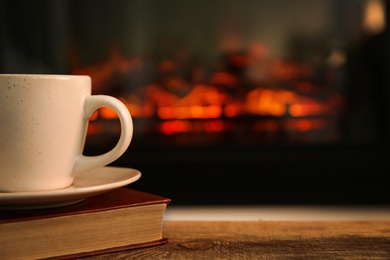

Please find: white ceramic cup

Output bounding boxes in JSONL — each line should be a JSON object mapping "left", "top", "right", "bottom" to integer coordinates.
{"left": 0, "top": 74, "right": 133, "bottom": 192}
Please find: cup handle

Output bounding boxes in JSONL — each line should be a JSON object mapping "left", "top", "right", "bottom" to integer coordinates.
{"left": 72, "top": 95, "right": 133, "bottom": 174}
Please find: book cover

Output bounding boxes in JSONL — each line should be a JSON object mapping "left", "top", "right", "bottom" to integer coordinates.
{"left": 0, "top": 188, "right": 171, "bottom": 259}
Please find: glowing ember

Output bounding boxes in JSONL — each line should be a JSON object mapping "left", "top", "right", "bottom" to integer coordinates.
{"left": 91, "top": 86, "right": 330, "bottom": 121}
{"left": 77, "top": 44, "right": 340, "bottom": 137}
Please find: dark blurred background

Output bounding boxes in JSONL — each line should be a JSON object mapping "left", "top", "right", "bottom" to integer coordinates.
{"left": 1, "top": 0, "right": 389, "bottom": 205}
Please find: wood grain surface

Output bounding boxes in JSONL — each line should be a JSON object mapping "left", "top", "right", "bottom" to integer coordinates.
{"left": 83, "top": 221, "right": 390, "bottom": 259}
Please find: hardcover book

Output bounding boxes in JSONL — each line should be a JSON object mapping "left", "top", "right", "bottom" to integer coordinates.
{"left": 0, "top": 188, "right": 171, "bottom": 259}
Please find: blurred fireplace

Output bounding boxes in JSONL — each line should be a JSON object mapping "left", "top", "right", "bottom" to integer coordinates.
{"left": 64, "top": 0, "right": 388, "bottom": 149}
{"left": 2, "top": 0, "right": 390, "bottom": 204}
{"left": 78, "top": 46, "right": 343, "bottom": 148}
{"left": 81, "top": 50, "right": 344, "bottom": 150}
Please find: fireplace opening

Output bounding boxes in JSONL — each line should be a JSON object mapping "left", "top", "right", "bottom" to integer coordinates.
{"left": 80, "top": 43, "right": 343, "bottom": 149}
{"left": 2, "top": 0, "right": 390, "bottom": 204}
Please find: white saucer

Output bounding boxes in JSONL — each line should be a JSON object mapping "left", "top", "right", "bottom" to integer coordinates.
{"left": 0, "top": 166, "right": 141, "bottom": 210}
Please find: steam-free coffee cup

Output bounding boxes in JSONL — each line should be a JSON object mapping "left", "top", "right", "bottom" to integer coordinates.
{"left": 0, "top": 74, "right": 133, "bottom": 192}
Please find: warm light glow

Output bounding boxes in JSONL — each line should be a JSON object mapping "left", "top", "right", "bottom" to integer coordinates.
{"left": 207, "top": 105, "right": 223, "bottom": 118}
{"left": 289, "top": 103, "right": 328, "bottom": 117}
{"left": 87, "top": 123, "right": 104, "bottom": 135}
{"left": 89, "top": 111, "right": 99, "bottom": 121}
{"left": 158, "top": 107, "right": 173, "bottom": 120}
{"left": 75, "top": 41, "right": 339, "bottom": 136}
{"left": 190, "top": 105, "right": 204, "bottom": 118}
{"left": 363, "top": 0, "right": 386, "bottom": 34}
{"left": 269, "top": 102, "right": 286, "bottom": 116}
{"left": 160, "top": 120, "right": 192, "bottom": 134}
{"left": 159, "top": 119, "right": 227, "bottom": 134}
{"left": 289, "top": 104, "right": 306, "bottom": 117}
{"left": 204, "top": 120, "right": 224, "bottom": 132}
{"left": 100, "top": 107, "right": 118, "bottom": 119}
{"left": 224, "top": 103, "right": 242, "bottom": 117}
{"left": 327, "top": 48, "right": 347, "bottom": 68}
{"left": 246, "top": 88, "right": 296, "bottom": 116}
{"left": 296, "top": 120, "right": 312, "bottom": 132}
{"left": 284, "top": 119, "right": 326, "bottom": 132}
{"left": 98, "top": 83, "right": 331, "bottom": 122}
{"left": 158, "top": 105, "right": 223, "bottom": 119}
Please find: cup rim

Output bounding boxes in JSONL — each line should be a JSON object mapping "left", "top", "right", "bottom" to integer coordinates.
{"left": 0, "top": 74, "right": 90, "bottom": 80}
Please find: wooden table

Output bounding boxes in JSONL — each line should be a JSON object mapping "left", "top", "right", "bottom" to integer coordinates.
{"left": 85, "top": 221, "right": 390, "bottom": 259}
